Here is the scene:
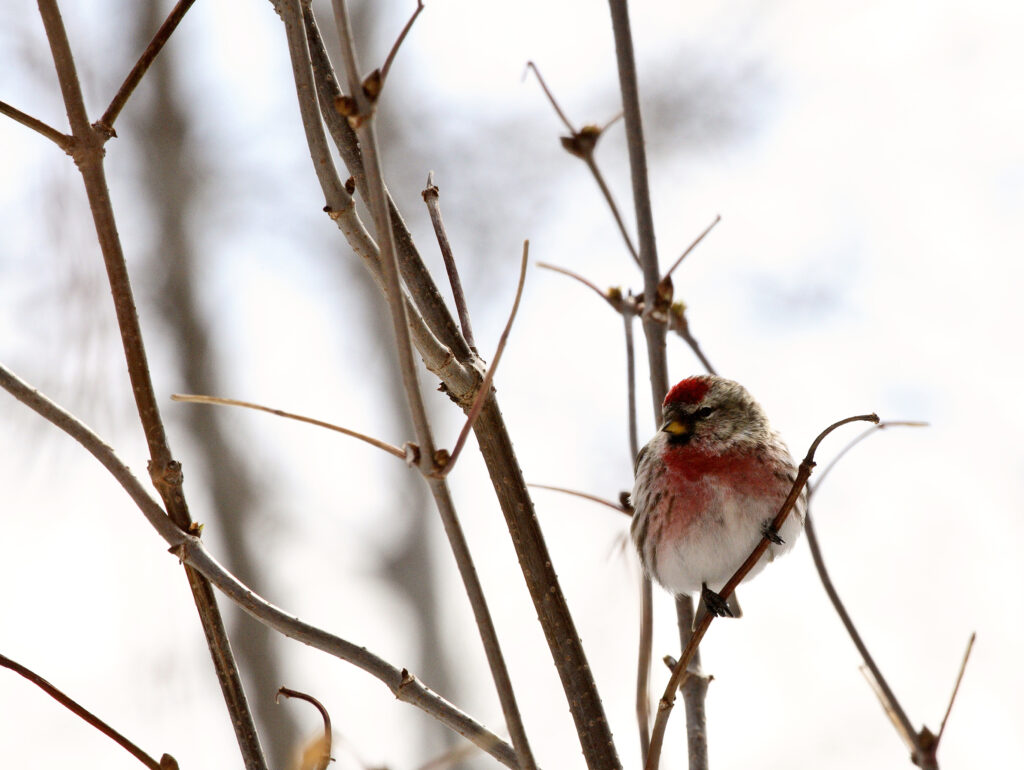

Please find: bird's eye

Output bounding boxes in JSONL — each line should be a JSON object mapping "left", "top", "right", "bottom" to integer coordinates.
{"left": 695, "top": 406, "right": 714, "bottom": 419}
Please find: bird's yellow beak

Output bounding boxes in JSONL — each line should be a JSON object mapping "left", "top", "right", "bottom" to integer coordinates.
{"left": 662, "top": 419, "right": 690, "bottom": 436}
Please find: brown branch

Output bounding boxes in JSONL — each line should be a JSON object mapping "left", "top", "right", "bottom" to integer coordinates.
{"left": 529, "top": 483, "right": 630, "bottom": 514}
{"left": 423, "top": 172, "right": 477, "bottom": 352}
{"left": 327, "top": 4, "right": 537, "bottom": 767}
{"left": 302, "top": 5, "right": 475, "bottom": 366}
{"left": 802, "top": 419, "right": 933, "bottom": 763}
{"left": 276, "top": 688, "right": 332, "bottom": 770}
{"left": 658, "top": 214, "right": 721, "bottom": 285}
{"left": 34, "top": 3, "right": 267, "bottom": 766}
{"left": 644, "top": 412, "right": 880, "bottom": 770}
{"left": 0, "top": 653, "right": 176, "bottom": 770}
{"left": 525, "top": 61, "right": 640, "bottom": 265}
{"left": 810, "top": 420, "right": 929, "bottom": 494}
{"left": 0, "top": 99, "right": 72, "bottom": 150}
{"left": 379, "top": 0, "right": 424, "bottom": 84}
{"left": 537, "top": 262, "right": 618, "bottom": 305}
{"left": 439, "top": 241, "right": 528, "bottom": 477}
{"left": 298, "top": 4, "right": 619, "bottom": 765}
{"left": 0, "top": 362, "right": 522, "bottom": 769}
{"left": 97, "top": 0, "right": 198, "bottom": 134}
{"left": 937, "top": 633, "right": 976, "bottom": 744}
{"left": 171, "top": 393, "right": 407, "bottom": 459}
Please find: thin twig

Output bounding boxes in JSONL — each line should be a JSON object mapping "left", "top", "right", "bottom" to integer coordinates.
{"left": 379, "top": 0, "right": 424, "bottom": 83}
{"left": 0, "top": 653, "right": 175, "bottom": 770}
{"left": 525, "top": 61, "right": 639, "bottom": 265}
{"left": 302, "top": 5, "right": 475, "bottom": 367}
{"left": 0, "top": 99, "right": 72, "bottom": 150}
{"left": 659, "top": 214, "right": 721, "bottom": 284}
{"left": 537, "top": 262, "right": 614, "bottom": 303}
{"left": 439, "top": 241, "right": 528, "bottom": 476}
{"left": 524, "top": 61, "right": 576, "bottom": 133}
{"left": 170, "top": 393, "right": 406, "bottom": 459}
{"left": 529, "top": 483, "right": 629, "bottom": 514}
{"left": 423, "top": 172, "right": 477, "bottom": 352}
{"left": 811, "top": 420, "right": 929, "bottom": 494}
{"left": 644, "top": 413, "right": 880, "bottom": 770}
{"left": 623, "top": 306, "right": 653, "bottom": 763}
{"left": 0, "top": 362, "right": 521, "bottom": 769}
{"left": 303, "top": 4, "right": 618, "bottom": 764}
{"left": 97, "top": 0, "right": 198, "bottom": 134}
{"left": 804, "top": 509, "right": 919, "bottom": 753}
{"left": 937, "top": 633, "right": 976, "bottom": 743}
{"left": 35, "top": 2, "right": 266, "bottom": 766}
{"left": 276, "top": 688, "right": 332, "bottom": 770}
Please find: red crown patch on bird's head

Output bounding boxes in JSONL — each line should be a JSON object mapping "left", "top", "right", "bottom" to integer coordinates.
{"left": 664, "top": 376, "right": 711, "bottom": 406}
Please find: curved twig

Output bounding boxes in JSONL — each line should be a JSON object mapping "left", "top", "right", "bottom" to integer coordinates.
{"left": 171, "top": 393, "right": 406, "bottom": 459}
{"left": 276, "top": 688, "right": 332, "bottom": 770}
{"left": 529, "top": 483, "right": 629, "bottom": 514}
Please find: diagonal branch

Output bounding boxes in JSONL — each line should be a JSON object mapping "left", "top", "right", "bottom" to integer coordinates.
{"left": 438, "top": 241, "right": 529, "bottom": 477}
{"left": 0, "top": 361, "right": 522, "bottom": 770}
{"left": 325, "top": 3, "right": 538, "bottom": 767}
{"left": 423, "top": 172, "right": 477, "bottom": 352}
{"left": 0, "top": 653, "right": 177, "bottom": 770}
{"left": 0, "top": 99, "right": 72, "bottom": 150}
{"left": 97, "top": 0, "right": 198, "bottom": 134}
{"left": 380, "top": 0, "right": 424, "bottom": 84}
{"left": 526, "top": 61, "right": 639, "bottom": 265}
{"left": 644, "top": 413, "right": 880, "bottom": 770}
{"left": 34, "top": 3, "right": 266, "bottom": 767}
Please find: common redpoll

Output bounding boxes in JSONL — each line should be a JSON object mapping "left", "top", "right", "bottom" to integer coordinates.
{"left": 630, "top": 375, "right": 805, "bottom": 619}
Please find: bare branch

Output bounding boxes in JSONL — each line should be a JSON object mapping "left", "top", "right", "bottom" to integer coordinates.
{"left": 171, "top": 393, "right": 406, "bottom": 459}
{"left": 537, "top": 262, "right": 617, "bottom": 304}
{"left": 529, "top": 483, "right": 630, "bottom": 514}
{"left": 439, "top": 241, "right": 529, "bottom": 477}
{"left": 0, "top": 99, "right": 72, "bottom": 150}
{"left": 327, "top": 4, "right": 538, "bottom": 767}
{"left": 423, "top": 172, "right": 477, "bottom": 352}
{"left": 0, "top": 653, "right": 175, "bottom": 770}
{"left": 810, "top": 420, "right": 929, "bottom": 494}
{"left": 0, "top": 362, "right": 522, "bottom": 768}
{"left": 34, "top": 3, "right": 266, "bottom": 763}
{"left": 276, "top": 688, "right": 332, "bottom": 770}
{"left": 645, "top": 412, "right": 880, "bottom": 770}
{"left": 380, "top": 0, "right": 425, "bottom": 84}
{"left": 302, "top": 6, "right": 476, "bottom": 366}
{"left": 937, "top": 632, "right": 976, "bottom": 744}
{"left": 524, "top": 61, "right": 576, "bottom": 133}
{"left": 97, "top": 0, "right": 198, "bottom": 134}
{"left": 525, "top": 61, "right": 639, "bottom": 265}
{"left": 659, "top": 214, "right": 721, "bottom": 284}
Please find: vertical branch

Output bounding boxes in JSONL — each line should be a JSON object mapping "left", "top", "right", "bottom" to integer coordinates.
{"left": 605, "top": 1, "right": 708, "bottom": 767}
{"left": 35, "top": 2, "right": 266, "bottom": 768}
{"left": 624, "top": 307, "right": 652, "bottom": 763}
{"left": 322, "top": 2, "right": 537, "bottom": 767}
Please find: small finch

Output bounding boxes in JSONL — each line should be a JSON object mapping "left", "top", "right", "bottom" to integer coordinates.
{"left": 630, "top": 375, "right": 805, "bottom": 620}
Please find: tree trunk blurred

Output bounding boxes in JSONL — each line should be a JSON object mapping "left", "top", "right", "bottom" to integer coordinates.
{"left": 130, "top": 4, "right": 299, "bottom": 767}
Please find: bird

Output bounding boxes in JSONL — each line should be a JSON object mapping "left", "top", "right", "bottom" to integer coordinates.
{"left": 630, "top": 375, "right": 805, "bottom": 622}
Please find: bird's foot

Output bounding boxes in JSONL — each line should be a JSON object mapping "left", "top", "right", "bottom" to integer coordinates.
{"left": 700, "top": 583, "right": 735, "bottom": 618}
{"left": 761, "top": 519, "right": 784, "bottom": 545}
